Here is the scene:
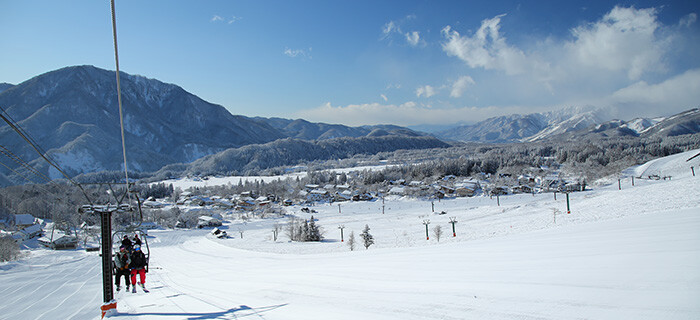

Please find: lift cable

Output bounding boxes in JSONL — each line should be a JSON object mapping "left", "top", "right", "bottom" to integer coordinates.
{"left": 110, "top": 0, "right": 132, "bottom": 204}
{"left": 0, "top": 107, "right": 93, "bottom": 205}
{"left": 0, "top": 144, "right": 52, "bottom": 183}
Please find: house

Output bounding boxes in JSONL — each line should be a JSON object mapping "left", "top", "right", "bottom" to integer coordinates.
{"left": 307, "top": 189, "right": 330, "bottom": 202}
{"left": 197, "top": 216, "right": 222, "bottom": 229}
{"left": 455, "top": 186, "right": 476, "bottom": 197}
{"left": 15, "top": 214, "right": 36, "bottom": 230}
{"left": 335, "top": 190, "right": 353, "bottom": 202}
{"left": 282, "top": 199, "right": 294, "bottom": 206}
{"left": 304, "top": 184, "right": 320, "bottom": 191}
{"left": 439, "top": 185, "right": 456, "bottom": 195}
{"left": 389, "top": 187, "right": 405, "bottom": 195}
{"left": 38, "top": 230, "right": 78, "bottom": 249}
{"left": 442, "top": 175, "right": 457, "bottom": 181}
{"left": 139, "top": 222, "right": 159, "bottom": 230}
{"left": 19, "top": 224, "right": 42, "bottom": 240}
{"left": 143, "top": 199, "right": 165, "bottom": 208}
{"left": 512, "top": 185, "right": 533, "bottom": 194}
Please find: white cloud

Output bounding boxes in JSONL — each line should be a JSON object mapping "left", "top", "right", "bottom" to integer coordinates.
{"left": 441, "top": 14, "right": 529, "bottom": 76}
{"left": 382, "top": 17, "right": 424, "bottom": 47}
{"left": 680, "top": 13, "right": 697, "bottom": 28}
{"left": 605, "top": 68, "right": 700, "bottom": 118}
{"left": 284, "top": 47, "right": 313, "bottom": 59}
{"left": 450, "top": 76, "right": 475, "bottom": 98}
{"left": 380, "top": 94, "right": 388, "bottom": 102}
{"left": 442, "top": 6, "right": 676, "bottom": 85}
{"left": 212, "top": 15, "right": 242, "bottom": 24}
{"left": 416, "top": 85, "right": 436, "bottom": 98}
{"left": 405, "top": 31, "right": 421, "bottom": 46}
{"left": 382, "top": 21, "right": 398, "bottom": 38}
{"left": 567, "top": 6, "right": 666, "bottom": 80}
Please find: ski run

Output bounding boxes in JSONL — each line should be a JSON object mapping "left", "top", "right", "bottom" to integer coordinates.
{"left": 1, "top": 149, "right": 699, "bottom": 319}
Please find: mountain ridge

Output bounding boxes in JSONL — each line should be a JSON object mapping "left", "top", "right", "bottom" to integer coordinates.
{"left": 0, "top": 65, "right": 441, "bottom": 186}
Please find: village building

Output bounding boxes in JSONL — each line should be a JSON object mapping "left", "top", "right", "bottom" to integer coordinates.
{"left": 389, "top": 186, "right": 406, "bottom": 195}
{"left": 307, "top": 189, "right": 330, "bottom": 202}
{"left": 197, "top": 216, "right": 222, "bottom": 229}
{"left": 14, "top": 214, "right": 36, "bottom": 230}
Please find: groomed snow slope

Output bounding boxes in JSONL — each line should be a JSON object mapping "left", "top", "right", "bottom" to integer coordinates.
{"left": 1, "top": 150, "right": 699, "bottom": 319}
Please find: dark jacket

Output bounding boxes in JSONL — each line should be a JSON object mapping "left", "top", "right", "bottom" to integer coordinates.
{"left": 121, "top": 237, "right": 133, "bottom": 250}
{"left": 130, "top": 250, "right": 147, "bottom": 269}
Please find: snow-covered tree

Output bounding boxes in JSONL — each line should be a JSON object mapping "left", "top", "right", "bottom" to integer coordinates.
{"left": 0, "top": 235, "right": 19, "bottom": 262}
{"left": 360, "top": 224, "right": 374, "bottom": 249}
{"left": 307, "top": 216, "right": 322, "bottom": 241}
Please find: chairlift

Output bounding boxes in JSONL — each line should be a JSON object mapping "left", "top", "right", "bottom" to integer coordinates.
{"left": 111, "top": 192, "right": 151, "bottom": 271}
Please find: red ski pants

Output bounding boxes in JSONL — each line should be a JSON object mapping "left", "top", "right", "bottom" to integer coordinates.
{"left": 130, "top": 268, "right": 146, "bottom": 285}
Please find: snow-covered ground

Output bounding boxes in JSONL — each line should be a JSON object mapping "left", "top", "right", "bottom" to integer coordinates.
{"left": 2, "top": 150, "right": 699, "bottom": 319}
{"left": 156, "top": 163, "right": 398, "bottom": 190}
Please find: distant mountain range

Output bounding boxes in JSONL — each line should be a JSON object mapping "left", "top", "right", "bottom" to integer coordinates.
{"left": 0, "top": 66, "right": 443, "bottom": 186}
{"left": 433, "top": 107, "right": 699, "bottom": 143}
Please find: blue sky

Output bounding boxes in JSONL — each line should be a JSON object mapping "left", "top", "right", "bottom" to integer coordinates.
{"left": 1, "top": 1, "right": 699, "bottom": 126}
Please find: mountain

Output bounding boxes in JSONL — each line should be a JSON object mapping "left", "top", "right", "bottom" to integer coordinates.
{"left": 0, "top": 66, "right": 438, "bottom": 186}
{"left": 639, "top": 108, "right": 700, "bottom": 138}
{"left": 153, "top": 135, "right": 451, "bottom": 178}
{"left": 252, "top": 118, "right": 423, "bottom": 140}
{"left": 0, "top": 83, "right": 13, "bottom": 94}
{"left": 545, "top": 109, "right": 699, "bottom": 141}
{"left": 0, "top": 66, "right": 283, "bottom": 183}
{"left": 435, "top": 106, "right": 606, "bottom": 143}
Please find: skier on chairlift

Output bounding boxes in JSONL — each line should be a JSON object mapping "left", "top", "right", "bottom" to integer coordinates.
{"left": 129, "top": 244, "right": 148, "bottom": 293}
{"left": 133, "top": 234, "right": 142, "bottom": 247}
{"left": 113, "top": 245, "right": 131, "bottom": 291}
{"left": 121, "top": 235, "right": 133, "bottom": 252}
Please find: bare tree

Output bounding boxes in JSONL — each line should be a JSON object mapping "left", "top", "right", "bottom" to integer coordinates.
{"left": 433, "top": 225, "right": 443, "bottom": 242}
{"left": 272, "top": 223, "right": 281, "bottom": 241}
{"left": 347, "top": 231, "right": 356, "bottom": 251}
{"left": 0, "top": 236, "right": 19, "bottom": 262}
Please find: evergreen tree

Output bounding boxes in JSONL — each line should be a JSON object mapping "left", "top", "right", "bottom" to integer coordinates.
{"left": 307, "top": 216, "right": 322, "bottom": 241}
{"left": 360, "top": 224, "right": 374, "bottom": 249}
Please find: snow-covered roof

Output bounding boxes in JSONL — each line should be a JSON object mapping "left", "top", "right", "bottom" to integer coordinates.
{"left": 311, "top": 189, "right": 329, "bottom": 195}
{"left": 15, "top": 214, "right": 35, "bottom": 226}
{"left": 389, "top": 187, "right": 405, "bottom": 194}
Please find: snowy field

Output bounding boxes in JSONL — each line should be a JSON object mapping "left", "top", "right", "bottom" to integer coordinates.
{"left": 156, "top": 163, "right": 397, "bottom": 190}
{"left": 1, "top": 150, "right": 699, "bottom": 319}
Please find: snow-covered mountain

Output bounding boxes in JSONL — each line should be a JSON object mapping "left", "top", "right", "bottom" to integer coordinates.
{"left": 549, "top": 109, "right": 700, "bottom": 141}
{"left": 640, "top": 108, "right": 700, "bottom": 138}
{"left": 434, "top": 107, "right": 700, "bottom": 143}
{"left": 435, "top": 106, "right": 607, "bottom": 143}
{"left": 0, "top": 66, "right": 440, "bottom": 186}
{"left": 0, "top": 66, "right": 286, "bottom": 180}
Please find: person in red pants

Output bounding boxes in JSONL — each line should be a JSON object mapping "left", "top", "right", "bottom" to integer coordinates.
{"left": 129, "top": 245, "right": 148, "bottom": 293}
